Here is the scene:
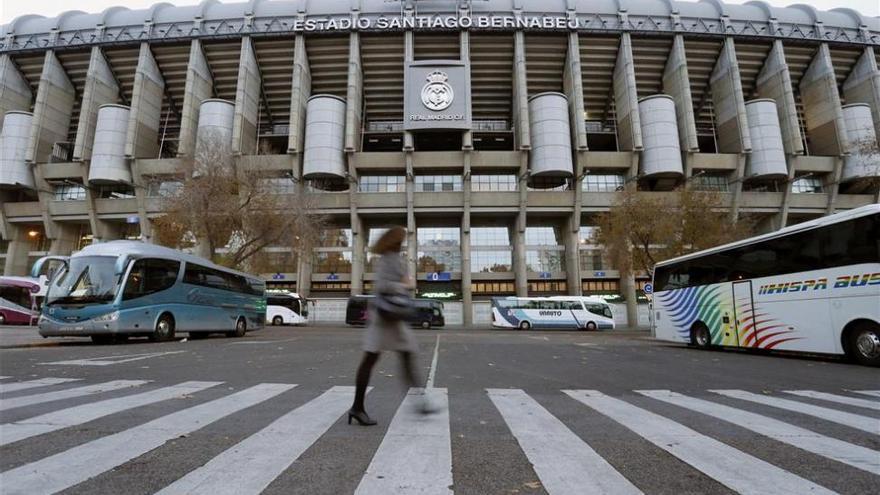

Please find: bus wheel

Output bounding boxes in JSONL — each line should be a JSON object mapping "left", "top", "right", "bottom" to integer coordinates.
{"left": 272, "top": 316, "right": 283, "bottom": 326}
{"left": 585, "top": 321, "right": 597, "bottom": 331}
{"left": 227, "top": 317, "right": 247, "bottom": 338}
{"left": 691, "top": 323, "right": 712, "bottom": 349}
{"left": 420, "top": 320, "right": 431, "bottom": 329}
{"left": 519, "top": 320, "right": 531, "bottom": 330}
{"left": 151, "top": 314, "right": 175, "bottom": 342}
{"left": 848, "top": 323, "right": 880, "bottom": 366}
{"left": 0, "top": 313, "right": 5, "bottom": 325}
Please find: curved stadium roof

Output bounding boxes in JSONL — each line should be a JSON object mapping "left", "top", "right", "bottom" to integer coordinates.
{"left": 1, "top": 0, "right": 877, "bottom": 52}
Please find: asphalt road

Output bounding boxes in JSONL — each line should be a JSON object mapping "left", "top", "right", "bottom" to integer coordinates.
{"left": 0, "top": 324, "right": 878, "bottom": 495}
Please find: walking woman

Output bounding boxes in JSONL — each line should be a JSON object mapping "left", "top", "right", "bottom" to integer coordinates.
{"left": 349, "top": 226, "right": 431, "bottom": 426}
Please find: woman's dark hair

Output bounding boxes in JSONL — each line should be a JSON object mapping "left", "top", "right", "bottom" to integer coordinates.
{"left": 371, "top": 226, "right": 406, "bottom": 254}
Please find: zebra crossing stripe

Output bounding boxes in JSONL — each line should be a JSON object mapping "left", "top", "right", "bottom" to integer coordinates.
{"left": 0, "top": 381, "right": 222, "bottom": 446}
{"left": 0, "top": 377, "right": 81, "bottom": 394}
{"left": 784, "top": 390, "right": 880, "bottom": 411}
{"left": 0, "top": 383, "right": 294, "bottom": 495}
{"left": 711, "top": 390, "right": 880, "bottom": 434}
{"left": 638, "top": 390, "right": 880, "bottom": 476}
{"left": 155, "top": 386, "right": 356, "bottom": 495}
{"left": 852, "top": 390, "right": 880, "bottom": 399}
{"left": 564, "top": 390, "right": 835, "bottom": 495}
{"left": 487, "top": 388, "right": 642, "bottom": 494}
{"left": 0, "top": 380, "right": 149, "bottom": 412}
{"left": 355, "top": 389, "right": 452, "bottom": 495}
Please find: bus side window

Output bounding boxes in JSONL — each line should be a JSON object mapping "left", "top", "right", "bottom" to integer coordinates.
{"left": 123, "top": 259, "right": 180, "bottom": 300}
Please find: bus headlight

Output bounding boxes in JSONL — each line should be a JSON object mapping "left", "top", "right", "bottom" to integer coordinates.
{"left": 93, "top": 311, "right": 120, "bottom": 322}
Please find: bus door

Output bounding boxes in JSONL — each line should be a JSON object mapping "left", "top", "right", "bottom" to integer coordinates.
{"left": 732, "top": 280, "right": 755, "bottom": 346}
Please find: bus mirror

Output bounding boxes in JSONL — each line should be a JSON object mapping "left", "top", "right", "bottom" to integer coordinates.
{"left": 30, "top": 256, "right": 69, "bottom": 279}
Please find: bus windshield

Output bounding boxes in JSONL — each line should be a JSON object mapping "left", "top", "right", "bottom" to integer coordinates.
{"left": 47, "top": 256, "right": 120, "bottom": 305}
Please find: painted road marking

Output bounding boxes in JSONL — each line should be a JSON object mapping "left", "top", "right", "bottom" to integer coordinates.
{"left": 1, "top": 383, "right": 294, "bottom": 495}
{"left": 488, "top": 388, "right": 642, "bottom": 494}
{"left": 39, "top": 351, "right": 186, "bottom": 366}
{"left": 355, "top": 388, "right": 452, "bottom": 495}
{"left": 852, "top": 390, "right": 880, "bottom": 399}
{"left": 426, "top": 335, "right": 440, "bottom": 389}
{"left": 565, "top": 390, "right": 835, "bottom": 495}
{"left": 0, "top": 381, "right": 221, "bottom": 446}
{"left": 712, "top": 390, "right": 880, "bottom": 434}
{"left": 0, "top": 378, "right": 81, "bottom": 394}
{"left": 0, "top": 380, "right": 149, "bottom": 412}
{"left": 638, "top": 390, "right": 880, "bottom": 475}
{"left": 156, "top": 386, "right": 358, "bottom": 495}
{"left": 784, "top": 390, "right": 880, "bottom": 411}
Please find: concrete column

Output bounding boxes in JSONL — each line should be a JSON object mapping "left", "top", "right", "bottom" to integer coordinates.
{"left": 613, "top": 33, "right": 642, "bottom": 152}
{"left": 710, "top": 38, "right": 751, "bottom": 154}
{"left": 177, "top": 40, "right": 213, "bottom": 158}
{"left": 2, "top": 226, "right": 31, "bottom": 276}
{"left": 564, "top": 215, "right": 580, "bottom": 297}
{"left": 514, "top": 153, "right": 528, "bottom": 297}
{"left": 662, "top": 35, "right": 699, "bottom": 152}
{"left": 800, "top": 44, "right": 848, "bottom": 156}
{"left": 512, "top": 30, "right": 530, "bottom": 150}
{"left": 461, "top": 25, "right": 473, "bottom": 324}
{"left": 0, "top": 54, "right": 33, "bottom": 124}
{"left": 564, "top": 33, "right": 588, "bottom": 151}
{"left": 344, "top": 31, "right": 362, "bottom": 153}
{"left": 621, "top": 269, "right": 639, "bottom": 327}
{"left": 843, "top": 47, "right": 880, "bottom": 145}
{"left": 405, "top": 153, "right": 417, "bottom": 279}
{"left": 756, "top": 41, "right": 804, "bottom": 155}
{"left": 74, "top": 47, "right": 120, "bottom": 161}
{"left": 233, "top": 37, "right": 261, "bottom": 155}
{"left": 27, "top": 50, "right": 75, "bottom": 164}
{"left": 729, "top": 154, "right": 748, "bottom": 221}
{"left": 350, "top": 213, "right": 365, "bottom": 296}
{"left": 130, "top": 160, "right": 152, "bottom": 241}
{"left": 461, "top": 154, "right": 473, "bottom": 325}
{"left": 297, "top": 250, "right": 312, "bottom": 298}
{"left": 49, "top": 223, "right": 79, "bottom": 256}
{"left": 403, "top": 23, "right": 417, "bottom": 278}
{"left": 125, "top": 43, "right": 164, "bottom": 159}
{"left": 287, "top": 36, "right": 311, "bottom": 154}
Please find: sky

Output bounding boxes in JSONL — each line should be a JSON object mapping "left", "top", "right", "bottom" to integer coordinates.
{"left": 1, "top": 0, "right": 877, "bottom": 25}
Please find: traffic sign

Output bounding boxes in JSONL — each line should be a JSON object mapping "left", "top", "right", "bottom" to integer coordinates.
{"left": 643, "top": 283, "right": 653, "bottom": 294}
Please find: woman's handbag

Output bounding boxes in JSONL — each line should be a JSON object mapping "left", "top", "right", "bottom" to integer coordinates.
{"left": 375, "top": 291, "right": 415, "bottom": 321}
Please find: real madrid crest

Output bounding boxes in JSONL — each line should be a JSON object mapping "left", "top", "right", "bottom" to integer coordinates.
{"left": 421, "top": 70, "right": 454, "bottom": 111}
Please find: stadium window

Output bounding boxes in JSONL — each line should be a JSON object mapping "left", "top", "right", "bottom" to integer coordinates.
{"left": 582, "top": 175, "right": 625, "bottom": 192}
{"left": 791, "top": 176, "right": 823, "bottom": 194}
{"left": 471, "top": 175, "right": 517, "bottom": 191}
{"left": 691, "top": 173, "right": 730, "bottom": 192}
{"left": 358, "top": 175, "right": 406, "bottom": 193}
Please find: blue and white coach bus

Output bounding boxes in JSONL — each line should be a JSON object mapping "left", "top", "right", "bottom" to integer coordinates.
{"left": 491, "top": 296, "right": 615, "bottom": 330}
{"left": 31, "top": 241, "right": 266, "bottom": 343}
{"left": 652, "top": 204, "right": 880, "bottom": 366}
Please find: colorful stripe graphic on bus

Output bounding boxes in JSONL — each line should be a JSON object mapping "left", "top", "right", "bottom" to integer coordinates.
{"left": 733, "top": 298, "right": 800, "bottom": 349}
{"left": 656, "top": 284, "right": 799, "bottom": 349}
{"left": 655, "top": 285, "right": 734, "bottom": 345}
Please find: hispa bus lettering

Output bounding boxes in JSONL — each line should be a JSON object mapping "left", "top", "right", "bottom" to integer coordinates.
{"left": 651, "top": 204, "right": 880, "bottom": 366}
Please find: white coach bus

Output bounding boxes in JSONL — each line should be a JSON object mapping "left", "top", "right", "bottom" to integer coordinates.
{"left": 652, "top": 204, "right": 880, "bottom": 366}
{"left": 491, "top": 296, "right": 615, "bottom": 330}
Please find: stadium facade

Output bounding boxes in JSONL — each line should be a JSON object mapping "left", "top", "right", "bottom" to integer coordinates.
{"left": 0, "top": 0, "right": 879, "bottom": 325}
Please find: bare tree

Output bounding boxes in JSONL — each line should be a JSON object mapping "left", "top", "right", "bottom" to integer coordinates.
{"left": 151, "top": 130, "right": 325, "bottom": 271}
{"left": 595, "top": 187, "right": 755, "bottom": 280}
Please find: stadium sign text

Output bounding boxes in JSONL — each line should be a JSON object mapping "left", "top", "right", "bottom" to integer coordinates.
{"left": 289, "top": 15, "right": 584, "bottom": 33}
